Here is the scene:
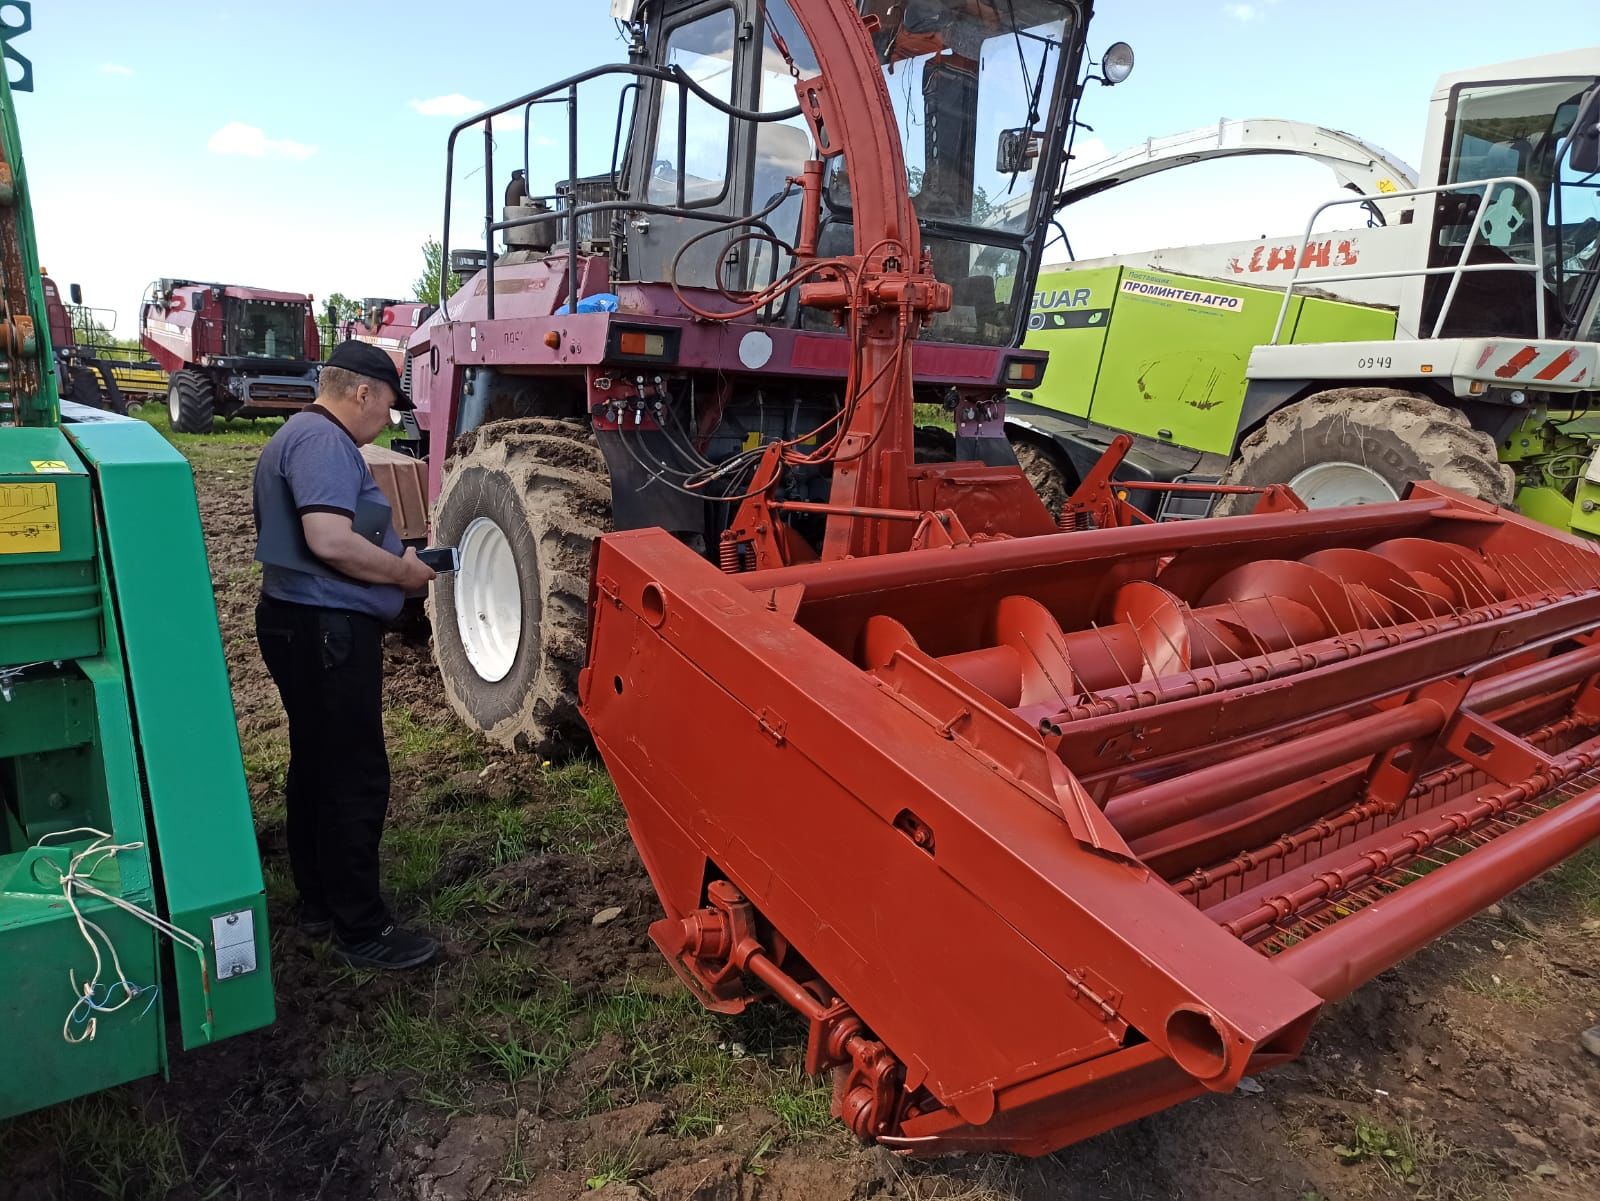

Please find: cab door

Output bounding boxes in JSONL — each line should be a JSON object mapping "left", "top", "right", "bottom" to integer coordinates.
{"left": 629, "top": 3, "right": 748, "bottom": 287}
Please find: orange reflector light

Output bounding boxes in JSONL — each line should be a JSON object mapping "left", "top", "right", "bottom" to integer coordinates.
{"left": 619, "top": 331, "right": 667, "bottom": 357}
{"left": 1006, "top": 359, "right": 1042, "bottom": 385}
{"left": 544, "top": 331, "right": 561, "bottom": 349}
{"left": 1470, "top": 380, "right": 1486, "bottom": 395}
{"left": 1421, "top": 364, "right": 1433, "bottom": 374}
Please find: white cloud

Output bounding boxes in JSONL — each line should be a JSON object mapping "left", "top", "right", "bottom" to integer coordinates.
{"left": 1223, "top": 0, "right": 1279, "bottom": 20}
{"left": 410, "top": 93, "right": 524, "bottom": 132}
{"left": 410, "top": 93, "right": 485, "bottom": 118}
{"left": 206, "top": 121, "right": 318, "bottom": 161}
{"left": 98, "top": 63, "right": 134, "bottom": 77}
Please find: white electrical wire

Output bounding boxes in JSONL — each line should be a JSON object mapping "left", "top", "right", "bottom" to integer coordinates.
{"left": 35, "top": 828, "right": 209, "bottom": 1044}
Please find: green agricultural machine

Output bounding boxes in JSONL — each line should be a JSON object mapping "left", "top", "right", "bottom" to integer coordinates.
{"left": 0, "top": 30, "right": 272, "bottom": 1119}
{"left": 1007, "top": 49, "right": 1600, "bottom": 526}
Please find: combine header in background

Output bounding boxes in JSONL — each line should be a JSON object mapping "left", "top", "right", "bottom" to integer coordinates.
{"left": 140, "top": 279, "right": 321, "bottom": 432}
{"left": 40, "top": 274, "right": 167, "bottom": 413}
{"left": 0, "top": 32, "right": 272, "bottom": 1120}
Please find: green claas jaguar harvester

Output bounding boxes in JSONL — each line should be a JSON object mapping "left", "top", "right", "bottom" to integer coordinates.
{"left": 0, "top": 18, "right": 272, "bottom": 1119}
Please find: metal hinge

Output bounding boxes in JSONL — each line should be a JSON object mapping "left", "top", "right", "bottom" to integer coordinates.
{"left": 757, "top": 708, "right": 787, "bottom": 746}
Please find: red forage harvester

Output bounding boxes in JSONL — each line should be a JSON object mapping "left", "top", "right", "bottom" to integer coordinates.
{"left": 580, "top": 0, "right": 1600, "bottom": 1157}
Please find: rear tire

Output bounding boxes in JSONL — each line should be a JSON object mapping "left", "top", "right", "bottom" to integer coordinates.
{"left": 1215, "top": 389, "right": 1513, "bottom": 515}
{"left": 66, "top": 366, "right": 111, "bottom": 411}
{"left": 429, "top": 419, "right": 612, "bottom": 755}
{"left": 913, "top": 425, "right": 957, "bottom": 463}
{"left": 168, "top": 369, "right": 215, "bottom": 434}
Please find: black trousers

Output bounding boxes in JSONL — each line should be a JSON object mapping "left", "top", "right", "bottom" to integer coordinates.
{"left": 255, "top": 597, "right": 391, "bottom": 941}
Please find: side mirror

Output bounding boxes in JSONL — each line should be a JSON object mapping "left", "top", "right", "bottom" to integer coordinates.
{"left": 996, "top": 128, "right": 1042, "bottom": 174}
{"left": 1571, "top": 87, "right": 1600, "bottom": 175}
{"left": 192, "top": 290, "right": 207, "bottom": 313}
{"left": 69, "top": 283, "right": 82, "bottom": 305}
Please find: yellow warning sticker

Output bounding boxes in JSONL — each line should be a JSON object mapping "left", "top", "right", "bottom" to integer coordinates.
{"left": 30, "top": 460, "right": 69, "bottom": 473}
{"left": 0, "top": 481, "right": 61, "bottom": 554}
{"left": 1375, "top": 178, "right": 1398, "bottom": 194}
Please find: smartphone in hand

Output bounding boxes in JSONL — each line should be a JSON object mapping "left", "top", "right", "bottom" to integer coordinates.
{"left": 417, "top": 546, "right": 460, "bottom": 573}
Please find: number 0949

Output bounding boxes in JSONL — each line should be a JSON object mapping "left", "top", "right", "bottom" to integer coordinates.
{"left": 1356, "top": 355, "right": 1394, "bottom": 370}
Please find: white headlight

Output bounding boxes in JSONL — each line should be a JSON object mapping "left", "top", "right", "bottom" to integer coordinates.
{"left": 1102, "top": 42, "right": 1135, "bottom": 86}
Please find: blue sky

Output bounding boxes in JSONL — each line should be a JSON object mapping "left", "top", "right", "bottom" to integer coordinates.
{"left": 12, "top": 1, "right": 1596, "bottom": 334}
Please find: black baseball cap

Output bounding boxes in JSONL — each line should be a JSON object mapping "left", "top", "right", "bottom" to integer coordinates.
{"left": 323, "top": 340, "right": 412, "bottom": 410}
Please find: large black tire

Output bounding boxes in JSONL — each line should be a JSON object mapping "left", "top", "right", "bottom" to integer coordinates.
{"left": 66, "top": 365, "right": 111, "bottom": 411}
{"left": 429, "top": 419, "right": 612, "bottom": 755}
{"left": 1013, "top": 440, "right": 1072, "bottom": 520}
{"left": 1215, "top": 389, "right": 1514, "bottom": 516}
{"left": 913, "top": 424, "right": 957, "bottom": 463}
{"left": 167, "top": 369, "right": 215, "bottom": 434}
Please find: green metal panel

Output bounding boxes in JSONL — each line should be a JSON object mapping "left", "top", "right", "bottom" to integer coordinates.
{"left": 0, "top": 426, "right": 101, "bottom": 664}
{"left": 1018, "top": 266, "right": 1400, "bottom": 455}
{"left": 1517, "top": 483, "right": 1578, "bottom": 531}
{"left": 1017, "top": 267, "right": 1120, "bottom": 418}
{"left": 65, "top": 419, "right": 274, "bottom": 1047}
{"left": 0, "top": 458, "right": 168, "bottom": 1117}
{"left": 0, "top": 906, "right": 162, "bottom": 1116}
{"left": 1086, "top": 268, "right": 1308, "bottom": 453}
{"left": 1283, "top": 290, "right": 1397, "bottom": 346}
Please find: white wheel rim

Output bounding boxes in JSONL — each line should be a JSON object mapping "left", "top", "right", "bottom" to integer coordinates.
{"left": 168, "top": 383, "right": 180, "bottom": 424}
{"left": 455, "top": 516, "right": 523, "bottom": 683}
{"left": 1287, "top": 460, "right": 1399, "bottom": 508}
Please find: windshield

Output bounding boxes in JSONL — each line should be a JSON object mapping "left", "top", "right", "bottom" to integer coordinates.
{"left": 227, "top": 299, "right": 306, "bottom": 360}
{"left": 804, "top": 1, "right": 1075, "bottom": 343}
{"left": 1428, "top": 77, "right": 1600, "bottom": 337}
{"left": 855, "top": 0, "right": 1072, "bottom": 234}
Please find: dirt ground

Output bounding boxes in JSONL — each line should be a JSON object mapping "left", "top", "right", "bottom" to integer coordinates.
{"left": 2, "top": 417, "right": 1597, "bottom": 1201}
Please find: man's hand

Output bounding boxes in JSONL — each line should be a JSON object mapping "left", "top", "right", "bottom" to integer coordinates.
{"left": 303, "top": 512, "right": 437, "bottom": 589}
{"left": 395, "top": 547, "right": 437, "bottom": 590}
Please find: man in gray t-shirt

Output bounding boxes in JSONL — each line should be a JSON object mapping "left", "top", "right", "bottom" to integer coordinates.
{"left": 252, "top": 341, "right": 437, "bottom": 970}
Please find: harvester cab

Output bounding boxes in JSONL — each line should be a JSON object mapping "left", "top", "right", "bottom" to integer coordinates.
{"left": 0, "top": 56, "right": 271, "bottom": 1119}
{"left": 140, "top": 278, "right": 322, "bottom": 433}
{"left": 1012, "top": 48, "right": 1600, "bottom": 530}
{"left": 411, "top": 0, "right": 1118, "bottom": 751}
{"left": 575, "top": 13, "right": 1600, "bottom": 1155}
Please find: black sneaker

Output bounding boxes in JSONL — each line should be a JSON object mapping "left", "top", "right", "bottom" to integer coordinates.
{"left": 333, "top": 924, "right": 438, "bottom": 971}
{"left": 297, "top": 905, "right": 333, "bottom": 939}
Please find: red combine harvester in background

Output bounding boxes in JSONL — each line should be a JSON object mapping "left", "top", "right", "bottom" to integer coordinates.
{"left": 408, "top": 0, "right": 1600, "bottom": 1154}
{"left": 340, "top": 297, "right": 429, "bottom": 379}
{"left": 140, "top": 278, "right": 321, "bottom": 432}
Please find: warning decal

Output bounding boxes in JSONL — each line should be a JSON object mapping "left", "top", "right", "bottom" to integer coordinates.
{"left": 0, "top": 481, "right": 61, "bottom": 554}
{"left": 30, "top": 460, "right": 69, "bottom": 474}
{"left": 1120, "top": 277, "right": 1244, "bottom": 312}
